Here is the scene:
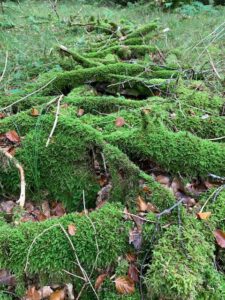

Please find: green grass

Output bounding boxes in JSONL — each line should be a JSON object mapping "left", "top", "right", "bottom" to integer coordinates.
{"left": 0, "top": 0, "right": 224, "bottom": 94}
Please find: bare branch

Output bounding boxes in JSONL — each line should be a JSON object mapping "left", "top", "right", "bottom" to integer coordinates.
{"left": 0, "top": 148, "right": 26, "bottom": 207}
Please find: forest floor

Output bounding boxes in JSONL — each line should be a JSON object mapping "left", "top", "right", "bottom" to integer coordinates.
{"left": 0, "top": 1, "right": 225, "bottom": 300}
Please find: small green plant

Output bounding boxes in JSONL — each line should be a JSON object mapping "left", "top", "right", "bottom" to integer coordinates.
{"left": 176, "top": 1, "right": 217, "bottom": 15}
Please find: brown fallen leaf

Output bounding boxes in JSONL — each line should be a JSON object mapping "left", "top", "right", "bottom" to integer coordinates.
{"left": 136, "top": 196, "right": 148, "bottom": 212}
{"left": 31, "top": 108, "right": 40, "bottom": 116}
{"left": 146, "top": 202, "right": 159, "bottom": 213}
{"left": 0, "top": 269, "right": 16, "bottom": 286}
{"left": 125, "top": 253, "right": 137, "bottom": 263}
{"left": 0, "top": 201, "right": 15, "bottom": 214}
{"left": 131, "top": 214, "right": 145, "bottom": 230}
{"left": 214, "top": 229, "right": 225, "bottom": 248}
{"left": 5, "top": 130, "right": 20, "bottom": 143}
{"left": 77, "top": 108, "right": 84, "bottom": 117}
{"left": 68, "top": 224, "right": 76, "bottom": 236}
{"left": 171, "top": 177, "right": 184, "bottom": 194}
{"left": 115, "top": 117, "right": 125, "bottom": 127}
{"left": 115, "top": 276, "right": 135, "bottom": 295}
{"left": 25, "top": 202, "right": 35, "bottom": 213}
{"left": 0, "top": 113, "right": 6, "bottom": 119}
{"left": 38, "top": 286, "right": 53, "bottom": 299}
{"left": 41, "top": 201, "right": 51, "bottom": 218}
{"left": 32, "top": 208, "right": 47, "bottom": 222}
{"left": 25, "top": 286, "right": 41, "bottom": 300}
{"left": 142, "top": 185, "right": 151, "bottom": 194}
{"left": 7, "top": 146, "right": 16, "bottom": 156}
{"left": 128, "top": 263, "right": 139, "bottom": 283}
{"left": 49, "top": 289, "right": 65, "bottom": 300}
{"left": 95, "top": 273, "right": 107, "bottom": 290}
{"left": 129, "top": 227, "right": 142, "bottom": 250}
{"left": 123, "top": 207, "right": 132, "bottom": 221}
{"left": 197, "top": 212, "right": 211, "bottom": 220}
{"left": 51, "top": 202, "right": 66, "bottom": 217}
{"left": 155, "top": 175, "right": 170, "bottom": 186}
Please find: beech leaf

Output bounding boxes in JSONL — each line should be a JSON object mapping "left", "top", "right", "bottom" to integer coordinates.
{"left": 68, "top": 224, "right": 76, "bottom": 236}
{"left": 25, "top": 286, "right": 41, "bottom": 300}
{"left": 115, "top": 276, "right": 135, "bottom": 295}
{"left": 95, "top": 273, "right": 107, "bottom": 290}
{"left": 38, "top": 286, "right": 53, "bottom": 299}
{"left": 0, "top": 113, "right": 6, "bottom": 119}
{"left": 0, "top": 269, "right": 16, "bottom": 286}
{"left": 5, "top": 130, "right": 20, "bottom": 143}
{"left": 197, "top": 212, "right": 211, "bottom": 220}
{"left": 129, "top": 227, "right": 142, "bottom": 250}
{"left": 77, "top": 108, "right": 84, "bottom": 117}
{"left": 31, "top": 108, "right": 40, "bottom": 116}
{"left": 128, "top": 263, "right": 139, "bottom": 283}
{"left": 125, "top": 253, "right": 137, "bottom": 263}
{"left": 136, "top": 196, "right": 148, "bottom": 212}
{"left": 115, "top": 117, "right": 125, "bottom": 127}
{"left": 49, "top": 289, "right": 65, "bottom": 300}
{"left": 214, "top": 229, "right": 225, "bottom": 248}
{"left": 155, "top": 175, "right": 170, "bottom": 186}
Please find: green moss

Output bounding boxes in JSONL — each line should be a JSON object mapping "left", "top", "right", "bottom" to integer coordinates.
{"left": 43, "top": 63, "right": 146, "bottom": 94}
{"left": 126, "top": 22, "right": 158, "bottom": 39}
{"left": 176, "top": 84, "right": 224, "bottom": 112}
{"left": 106, "top": 122, "right": 225, "bottom": 177}
{"left": 0, "top": 203, "right": 131, "bottom": 296}
{"left": 145, "top": 216, "right": 225, "bottom": 300}
{"left": 85, "top": 45, "right": 156, "bottom": 59}
{"left": 58, "top": 46, "right": 101, "bottom": 68}
{"left": 0, "top": 293, "right": 12, "bottom": 300}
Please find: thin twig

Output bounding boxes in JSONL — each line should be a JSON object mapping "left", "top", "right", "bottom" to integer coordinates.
{"left": 46, "top": 94, "right": 63, "bottom": 147}
{"left": 0, "top": 77, "right": 56, "bottom": 112}
{"left": 200, "top": 185, "right": 225, "bottom": 213}
{"left": 123, "top": 211, "right": 156, "bottom": 224}
{"left": 156, "top": 198, "right": 185, "bottom": 218}
{"left": 100, "top": 152, "right": 107, "bottom": 173}
{"left": 62, "top": 269, "right": 86, "bottom": 281}
{"left": 207, "top": 136, "right": 225, "bottom": 141}
{"left": 25, "top": 224, "right": 60, "bottom": 272}
{"left": 74, "top": 191, "right": 101, "bottom": 300}
{"left": 58, "top": 223, "right": 99, "bottom": 300}
{"left": 208, "top": 173, "right": 225, "bottom": 182}
{"left": 0, "top": 50, "right": 9, "bottom": 83}
{"left": 206, "top": 49, "right": 222, "bottom": 80}
{"left": 0, "top": 148, "right": 26, "bottom": 207}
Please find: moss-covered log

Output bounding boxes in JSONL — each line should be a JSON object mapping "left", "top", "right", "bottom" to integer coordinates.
{"left": 105, "top": 123, "right": 225, "bottom": 177}
{"left": 0, "top": 203, "right": 131, "bottom": 296}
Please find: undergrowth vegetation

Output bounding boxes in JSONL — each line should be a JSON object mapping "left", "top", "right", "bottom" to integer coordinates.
{"left": 0, "top": 1, "right": 225, "bottom": 299}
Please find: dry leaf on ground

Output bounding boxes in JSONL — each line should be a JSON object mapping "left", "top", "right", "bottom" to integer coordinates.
{"left": 136, "top": 196, "right": 148, "bottom": 212}
{"left": 115, "top": 276, "right": 135, "bottom": 295}
{"left": 214, "top": 229, "right": 225, "bottom": 248}
{"left": 95, "top": 273, "right": 107, "bottom": 290}
{"left": 38, "top": 286, "right": 53, "bottom": 299}
{"left": 77, "top": 108, "right": 84, "bottom": 116}
{"left": 0, "top": 269, "right": 16, "bottom": 286}
{"left": 197, "top": 212, "right": 211, "bottom": 220}
{"left": 5, "top": 130, "right": 20, "bottom": 143}
{"left": 128, "top": 263, "right": 139, "bottom": 282}
{"left": 31, "top": 108, "right": 40, "bottom": 116}
{"left": 115, "top": 117, "right": 125, "bottom": 127}
{"left": 49, "top": 289, "right": 65, "bottom": 300}
{"left": 25, "top": 286, "right": 41, "bottom": 300}
{"left": 129, "top": 227, "right": 142, "bottom": 250}
{"left": 68, "top": 224, "right": 76, "bottom": 236}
